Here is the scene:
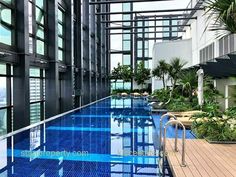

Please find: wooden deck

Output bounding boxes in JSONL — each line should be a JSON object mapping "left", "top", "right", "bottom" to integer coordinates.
{"left": 166, "top": 139, "right": 236, "bottom": 177}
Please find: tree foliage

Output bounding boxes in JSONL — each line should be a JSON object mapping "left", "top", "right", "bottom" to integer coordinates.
{"left": 134, "top": 61, "right": 151, "bottom": 89}
{"left": 205, "top": 0, "right": 236, "bottom": 36}
{"left": 152, "top": 59, "right": 170, "bottom": 89}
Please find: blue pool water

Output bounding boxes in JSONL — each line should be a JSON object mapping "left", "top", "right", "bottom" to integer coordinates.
{"left": 0, "top": 97, "right": 194, "bottom": 177}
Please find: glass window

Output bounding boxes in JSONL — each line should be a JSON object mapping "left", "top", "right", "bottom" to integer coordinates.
{"left": 30, "top": 103, "right": 41, "bottom": 124}
{"left": 0, "top": 6, "right": 12, "bottom": 25}
{"left": 123, "top": 55, "right": 130, "bottom": 65}
{"left": 29, "top": 37, "right": 33, "bottom": 53}
{"left": 137, "top": 50, "right": 142, "bottom": 57}
{"left": 0, "top": 77, "right": 7, "bottom": 107}
{"left": 30, "top": 68, "right": 40, "bottom": 77}
{"left": 29, "top": 68, "right": 45, "bottom": 124}
{"left": 57, "top": 7, "right": 65, "bottom": 61}
{"left": 58, "top": 37, "right": 63, "bottom": 48}
{"left": 138, "top": 41, "right": 142, "bottom": 49}
{"left": 0, "top": 109, "right": 7, "bottom": 136}
{"left": 36, "top": 40, "right": 44, "bottom": 55}
{"left": 58, "top": 49, "right": 63, "bottom": 61}
{"left": 58, "top": 8, "right": 63, "bottom": 22}
{"left": 123, "top": 14, "right": 130, "bottom": 20}
{"left": 36, "top": 26, "right": 44, "bottom": 39}
{"left": 122, "top": 3, "right": 130, "bottom": 12}
{"left": 30, "top": 78, "right": 40, "bottom": 102}
{"left": 35, "top": 0, "right": 43, "bottom": 9}
{"left": 123, "top": 31, "right": 131, "bottom": 40}
{"left": 0, "top": 64, "right": 6, "bottom": 74}
{"left": 28, "top": 2, "right": 33, "bottom": 34}
{"left": 2, "top": 0, "right": 12, "bottom": 4}
{"left": 36, "top": 7, "right": 44, "bottom": 25}
{"left": 124, "top": 82, "right": 131, "bottom": 90}
{"left": 123, "top": 40, "right": 130, "bottom": 51}
{"left": 0, "top": 24, "right": 11, "bottom": 45}
{"left": 0, "top": 63, "right": 12, "bottom": 136}
{"left": 58, "top": 23, "right": 63, "bottom": 36}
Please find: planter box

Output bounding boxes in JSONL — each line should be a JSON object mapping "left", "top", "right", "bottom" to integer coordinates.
{"left": 205, "top": 138, "right": 236, "bottom": 144}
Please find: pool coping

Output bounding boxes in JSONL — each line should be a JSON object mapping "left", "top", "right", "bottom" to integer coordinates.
{"left": 0, "top": 96, "right": 111, "bottom": 141}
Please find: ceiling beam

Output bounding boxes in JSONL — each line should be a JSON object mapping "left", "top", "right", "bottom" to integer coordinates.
{"left": 109, "top": 30, "right": 186, "bottom": 35}
{"left": 96, "top": 8, "right": 204, "bottom": 15}
{"left": 90, "top": 0, "right": 172, "bottom": 5}
{"left": 106, "top": 24, "right": 190, "bottom": 30}
{"left": 101, "top": 17, "right": 197, "bottom": 23}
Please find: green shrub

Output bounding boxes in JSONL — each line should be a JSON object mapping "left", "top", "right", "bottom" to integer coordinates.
{"left": 191, "top": 107, "right": 236, "bottom": 141}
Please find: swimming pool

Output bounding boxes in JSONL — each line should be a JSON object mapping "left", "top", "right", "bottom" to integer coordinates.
{"left": 0, "top": 97, "right": 191, "bottom": 177}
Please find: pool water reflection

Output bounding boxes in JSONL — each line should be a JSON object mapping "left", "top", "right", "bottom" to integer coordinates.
{"left": 0, "top": 97, "right": 166, "bottom": 177}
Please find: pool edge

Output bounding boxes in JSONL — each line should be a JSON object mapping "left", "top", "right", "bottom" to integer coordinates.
{"left": 0, "top": 96, "right": 111, "bottom": 141}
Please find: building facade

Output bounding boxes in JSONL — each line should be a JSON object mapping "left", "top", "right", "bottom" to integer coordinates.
{"left": 0, "top": 0, "right": 110, "bottom": 136}
{"left": 152, "top": 0, "right": 236, "bottom": 110}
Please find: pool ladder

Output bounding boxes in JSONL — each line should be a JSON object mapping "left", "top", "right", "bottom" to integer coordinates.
{"left": 158, "top": 113, "right": 186, "bottom": 175}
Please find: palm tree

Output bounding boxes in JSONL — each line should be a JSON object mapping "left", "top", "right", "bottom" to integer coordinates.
{"left": 152, "top": 60, "right": 169, "bottom": 89}
{"left": 205, "top": 0, "right": 236, "bottom": 36}
{"left": 168, "top": 58, "right": 187, "bottom": 89}
{"left": 178, "top": 69, "right": 198, "bottom": 102}
{"left": 134, "top": 61, "right": 151, "bottom": 89}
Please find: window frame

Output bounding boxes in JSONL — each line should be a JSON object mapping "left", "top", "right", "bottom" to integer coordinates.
{"left": 0, "top": 0, "right": 15, "bottom": 50}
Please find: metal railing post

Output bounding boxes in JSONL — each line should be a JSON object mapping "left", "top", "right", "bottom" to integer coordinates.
{"left": 160, "top": 113, "right": 177, "bottom": 150}
{"left": 163, "top": 120, "right": 186, "bottom": 167}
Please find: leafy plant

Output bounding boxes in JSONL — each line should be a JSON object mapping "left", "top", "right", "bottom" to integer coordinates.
{"left": 168, "top": 58, "right": 187, "bottom": 88}
{"left": 204, "top": 0, "right": 236, "bottom": 36}
{"left": 120, "top": 65, "right": 133, "bottom": 82}
{"left": 178, "top": 69, "right": 198, "bottom": 102}
{"left": 110, "top": 63, "right": 122, "bottom": 90}
{"left": 152, "top": 60, "right": 170, "bottom": 89}
{"left": 134, "top": 61, "right": 151, "bottom": 89}
{"left": 191, "top": 106, "right": 236, "bottom": 141}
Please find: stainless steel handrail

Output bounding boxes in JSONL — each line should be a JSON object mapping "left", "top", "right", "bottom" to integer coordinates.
{"left": 163, "top": 120, "right": 186, "bottom": 167}
{"left": 160, "top": 113, "right": 178, "bottom": 151}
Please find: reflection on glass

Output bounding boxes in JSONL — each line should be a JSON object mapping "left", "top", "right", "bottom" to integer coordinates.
{"left": 36, "top": 7, "right": 44, "bottom": 25}
{"left": 36, "top": 40, "right": 44, "bottom": 55}
{"left": 58, "top": 49, "right": 63, "bottom": 61}
{"left": 0, "top": 64, "right": 6, "bottom": 75}
{"left": 0, "top": 109, "right": 7, "bottom": 136}
{"left": 30, "top": 103, "right": 41, "bottom": 124}
{"left": 35, "top": 0, "right": 44, "bottom": 9}
{"left": 0, "top": 77, "right": 7, "bottom": 107}
{"left": 36, "top": 26, "right": 44, "bottom": 39}
{"left": 30, "top": 78, "right": 40, "bottom": 102}
{"left": 0, "top": 24, "right": 11, "bottom": 45}
{"left": 0, "top": 8, "right": 11, "bottom": 25}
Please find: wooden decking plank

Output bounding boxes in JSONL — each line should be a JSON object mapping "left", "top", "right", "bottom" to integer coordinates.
{"left": 166, "top": 138, "right": 236, "bottom": 177}
{"left": 167, "top": 139, "right": 201, "bottom": 177}
{"left": 196, "top": 140, "right": 236, "bottom": 176}
{"left": 166, "top": 140, "right": 188, "bottom": 177}
{"left": 186, "top": 140, "right": 219, "bottom": 177}
{"left": 191, "top": 139, "right": 230, "bottom": 177}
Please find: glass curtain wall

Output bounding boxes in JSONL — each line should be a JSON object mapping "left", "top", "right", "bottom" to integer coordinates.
{"left": 121, "top": 3, "right": 131, "bottom": 91}
{"left": 58, "top": 6, "right": 65, "bottom": 61}
{"left": 29, "top": 68, "right": 45, "bottom": 124}
{"left": 0, "top": 63, "right": 12, "bottom": 136}
{"left": 28, "top": 0, "right": 46, "bottom": 56}
{"left": 0, "top": 0, "right": 13, "bottom": 46}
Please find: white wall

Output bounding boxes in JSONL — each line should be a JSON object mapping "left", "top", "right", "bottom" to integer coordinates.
{"left": 152, "top": 39, "right": 192, "bottom": 91}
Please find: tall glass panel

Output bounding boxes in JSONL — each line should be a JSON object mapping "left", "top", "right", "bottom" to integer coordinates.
{"left": 57, "top": 7, "right": 65, "bottom": 61}
{"left": 0, "top": 2, "right": 12, "bottom": 46}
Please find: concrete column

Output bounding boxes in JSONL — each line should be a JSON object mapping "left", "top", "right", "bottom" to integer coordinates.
{"left": 13, "top": 0, "right": 30, "bottom": 130}
{"left": 60, "top": 0, "right": 74, "bottom": 112}
{"left": 45, "top": 0, "right": 60, "bottom": 118}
